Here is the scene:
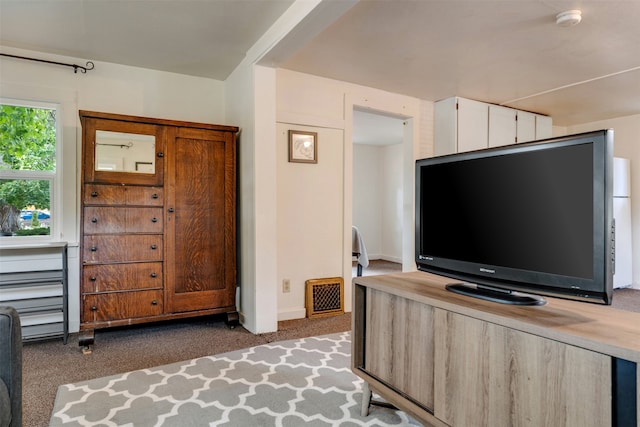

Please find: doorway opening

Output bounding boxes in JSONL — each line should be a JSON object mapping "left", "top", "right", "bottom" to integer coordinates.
{"left": 352, "top": 108, "right": 410, "bottom": 276}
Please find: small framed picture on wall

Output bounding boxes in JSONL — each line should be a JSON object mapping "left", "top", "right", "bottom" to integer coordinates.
{"left": 288, "top": 130, "right": 317, "bottom": 164}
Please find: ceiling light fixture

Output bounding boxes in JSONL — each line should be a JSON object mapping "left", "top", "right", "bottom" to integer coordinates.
{"left": 556, "top": 9, "right": 582, "bottom": 27}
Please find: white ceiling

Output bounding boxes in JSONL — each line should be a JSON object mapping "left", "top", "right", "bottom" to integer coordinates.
{"left": 0, "top": 0, "right": 295, "bottom": 80}
{"left": 2, "top": 0, "right": 640, "bottom": 138}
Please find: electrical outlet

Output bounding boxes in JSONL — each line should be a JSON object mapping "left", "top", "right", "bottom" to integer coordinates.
{"left": 282, "top": 279, "right": 290, "bottom": 293}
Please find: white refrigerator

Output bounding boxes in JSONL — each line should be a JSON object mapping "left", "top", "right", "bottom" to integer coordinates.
{"left": 613, "top": 157, "right": 633, "bottom": 289}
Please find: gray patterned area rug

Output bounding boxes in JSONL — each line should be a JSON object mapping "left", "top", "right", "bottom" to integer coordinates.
{"left": 49, "top": 332, "right": 420, "bottom": 426}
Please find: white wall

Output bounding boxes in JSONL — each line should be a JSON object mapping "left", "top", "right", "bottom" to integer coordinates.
{"left": 0, "top": 47, "right": 228, "bottom": 333}
{"left": 276, "top": 123, "right": 345, "bottom": 320}
{"left": 276, "top": 68, "right": 426, "bottom": 319}
{"left": 566, "top": 115, "right": 640, "bottom": 289}
{"left": 226, "top": 63, "right": 280, "bottom": 334}
{"left": 352, "top": 143, "right": 403, "bottom": 262}
{"left": 353, "top": 144, "right": 383, "bottom": 258}
{"left": 380, "top": 143, "right": 403, "bottom": 262}
{"left": 0, "top": 47, "right": 431, "bottom": 331}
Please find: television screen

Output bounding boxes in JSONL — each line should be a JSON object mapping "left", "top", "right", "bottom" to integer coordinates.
{"left": 415, "top": 130, "right": 614, "bottom": 305}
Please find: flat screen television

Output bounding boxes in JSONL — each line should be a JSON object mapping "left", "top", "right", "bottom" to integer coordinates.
{"left": 415, "top": 129, "right": 614, "bottom": 305}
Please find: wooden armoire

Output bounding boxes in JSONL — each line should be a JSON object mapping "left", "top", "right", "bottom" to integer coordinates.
{"left": 79, "top": 111, "right": 238, "bottom": 352}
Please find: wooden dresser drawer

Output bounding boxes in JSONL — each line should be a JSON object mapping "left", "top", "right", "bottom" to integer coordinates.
{"left": 82, "top": 290, "right": 163, "bottom": 322}
{"left": 125, "top": 186, "right": 164, "bottom": 206}
{"left": 83, "top": 207, "right": 163, "bottom": 233}
{"left": 83, "top": 235, "right": 163, "bottom": 263}
{"left": 84, "top": 184, "right": 163, "bottom": 206}
{"left": 82, "top": 262, "right": 163, "bottom": 293}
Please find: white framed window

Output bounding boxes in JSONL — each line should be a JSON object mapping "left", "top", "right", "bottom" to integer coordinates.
{"left": 0, "top": 99, "right": 61, "bottom": 241}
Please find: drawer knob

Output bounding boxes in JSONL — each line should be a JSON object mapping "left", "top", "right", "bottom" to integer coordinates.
{"left": 152, "top": 193, "right": 159, "bottom": 199}
{"left": 151, "top": 217, "right": 158, "bottom": 223}
{"left": 90, "top": 276, "right": 97, "bottom": 281}
{"left": 91, "top": 217, "right": 98, "bottom": 223}
{"left": 91, "top": 306, "right": 97, "bottom": 311}
{"left": 157, "top": 152, "right": 164, "bottom": 158}
{"left": 168, "top": 207, "right": 174, "bottom": 213}
{"left": 151, "top": 300, "right": 158, "bottom": 305}
{"left": 151, "top": 244, "right": 157, "bottom": 250}
{"left": 90, "top": 246, "right": 97, "bottom": 252}
{"left": 150, "top": 272, "right": 157, "bottom": 278}
{"left": 91, "top": 191, "right": 98, "bottom": 197}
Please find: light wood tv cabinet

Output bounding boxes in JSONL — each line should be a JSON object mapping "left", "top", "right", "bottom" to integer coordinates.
{"left": 352, "top": 272, "right": 639, "bottom": 427}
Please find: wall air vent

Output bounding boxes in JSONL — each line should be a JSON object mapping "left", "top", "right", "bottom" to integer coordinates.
{"left": 305, "top": 277, "right": 344, "bottom": 318}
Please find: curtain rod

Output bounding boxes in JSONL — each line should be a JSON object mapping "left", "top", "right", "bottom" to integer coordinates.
{"left": 0, "top": 53, "right": 94, "bottom": 73}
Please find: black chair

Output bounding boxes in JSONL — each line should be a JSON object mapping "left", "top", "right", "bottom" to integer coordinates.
{"left": 0, "top": 306, "right": 22, "bottom": 427}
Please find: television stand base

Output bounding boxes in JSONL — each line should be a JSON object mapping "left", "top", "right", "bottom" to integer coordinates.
{"left": 446, "top": 283, "right": 546, "bottom": 306}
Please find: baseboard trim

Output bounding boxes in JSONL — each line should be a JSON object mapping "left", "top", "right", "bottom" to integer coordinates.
{"left": 379, "top": 255, "right": 402, "bottom": 264}
{"left": 278, "top": 308, "right": 307, "bottom": 321}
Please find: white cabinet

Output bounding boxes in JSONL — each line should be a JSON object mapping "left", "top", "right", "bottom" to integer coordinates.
{"left": 489, "top": 104, "right": 516, "bottom": 147}
{"left": 435, "top": 97, "right": 552, "bottom": 155}
{"left": 0, "top": 243, "right": 69, "bottom": 343}
{"left": 516, "top": 110, "right": 536, "bottom": 143}
{"left": 518, "top": 110, "right": 552, "bottom": 143}
{"left": 535, "top": 114, "right": 553, "bottom": 139}
{"left": 435, "top": 97, "right": 489, "bottom": 155}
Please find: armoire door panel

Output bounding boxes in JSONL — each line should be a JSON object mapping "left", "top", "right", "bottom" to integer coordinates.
{"left": 165, "top": 127, "right": 236, "bottom": 313}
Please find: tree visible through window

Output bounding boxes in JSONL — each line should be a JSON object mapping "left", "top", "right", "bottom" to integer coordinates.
{"left": 0, "top": 103, "right": 56, "bottom": 237}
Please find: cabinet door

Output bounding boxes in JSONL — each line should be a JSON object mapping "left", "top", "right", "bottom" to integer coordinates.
{"left": 516, "top": 110, "right": 536, "bottom": 143}
{"left": 535, "top": 114, "right": 553, "bottom": 140}
{"left": 165, "top": 127, "right": 236, "bottom": 313}
{"left": 457, "top": 98, "right": 489, "bottom": 152}
{"left": 433, "top": 310, "right": 612, "bottom": 427}
{"left": 434, "top": 97, "right": 458, "bottom": 156}
{"left": 489, "top": 105, "right": 517, "bottom": 147}
{"left": 364, "top": 288, "right": 435, "bottom": 410}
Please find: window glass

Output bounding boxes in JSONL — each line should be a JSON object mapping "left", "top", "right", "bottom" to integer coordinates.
{"left": 0, "top": 103, "right": 57, "bottom": 238}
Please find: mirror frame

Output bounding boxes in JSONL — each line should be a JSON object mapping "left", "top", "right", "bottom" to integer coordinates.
{"left": 82, "top": 117, "right": 164, "bottom": 186}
